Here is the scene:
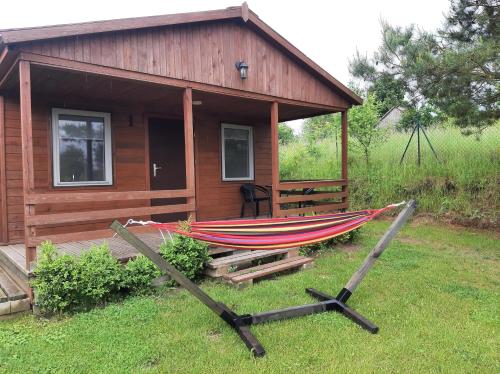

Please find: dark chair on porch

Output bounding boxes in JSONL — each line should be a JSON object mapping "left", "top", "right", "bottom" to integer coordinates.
{"left": 240, "top": 184, "right": 272, "bottom": 218}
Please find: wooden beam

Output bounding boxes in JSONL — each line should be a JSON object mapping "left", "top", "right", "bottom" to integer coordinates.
{"left": 341, "top": 110, "right": 348, "bottom": 207}
{"left": 277, "top": 191, "right": 347, "bottom": 204}
{"left": 343, "top": 201, "right": 416, "bottom": 294}
{"left": 20, "top": 53, "right": 348, "bottom": 112}
{"left": 0, "top": 96, "right": 7, "bottom": 243}
{"left": 278, "top": 179, "right": 347, "bottom": 190}
{"left": 26, "top": 203, "right": 195, "bottom": 227}
{"left": 25, "top": 188, "right": 195, "bottom": 204}
{"left": 270, "top": 101, "right": 280, "bottom": 217}
{"left": 183, "top": 87, "right": 196, "bottom": 220}
{"left": 19, "top": 60, "right": 36, "bottom": 269}
{"left": 278, "top": 202, "right": 348, "bottom": 217}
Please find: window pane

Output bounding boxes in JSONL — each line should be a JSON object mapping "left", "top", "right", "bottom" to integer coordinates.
{"left": 224, "top": 127, "right": 250, "bottom": 179}
{"left": 58, "top": 115, "right": 106, "bottom": 183}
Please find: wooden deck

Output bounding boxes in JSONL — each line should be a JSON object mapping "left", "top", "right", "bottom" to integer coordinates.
{"left": 0, "top": 232, "right": 166, "bottom": 275}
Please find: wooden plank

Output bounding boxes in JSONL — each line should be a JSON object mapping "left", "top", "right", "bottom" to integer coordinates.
{"left": 208, "top": 248, "right": 291, "bottom": 268}
{"left": 0, "top": 267, "right": 27, "bottom": 301}
{"left": 19, "top": 60, "right": 36, "bottom": 270}
{"left": 224, "top": 256, "right": 313, "bottom": 282}
{"left": 27, "top": 203, "right": 195, "bottom": 227}
{"left": 0, "top": 96, "right": 7, "bottom": 243}
{"left": 278, "top": 202, "right": 348, "bottom": 217}
{"left": 183, "top": 87, "right": 196, "bottom": 220}
{"left": 25, "top": 188, "right": 195, "bottom": 204}
{"left": 278, "top": 179, "right": 347, "bottom": 190}
{"left": 277, "top": 191, "right": 346, "bottom": 204}
{"left": 270, "top": 101, "right": 279, "bottom": 217}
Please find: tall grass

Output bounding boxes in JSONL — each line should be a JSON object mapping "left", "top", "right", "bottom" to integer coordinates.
{"left": 280, "top": 125, "right": 499, "bottom": 227}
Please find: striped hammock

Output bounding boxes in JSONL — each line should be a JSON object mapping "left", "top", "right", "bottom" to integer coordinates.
{"left": 142, "top": 202, "right": 405, "bottom": 250}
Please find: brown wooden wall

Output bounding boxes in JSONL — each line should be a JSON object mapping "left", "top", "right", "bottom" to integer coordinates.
{"left": 1, "top": 93, "right": 272, "bottom": 243}
{"left": 2, "top": 94, "right": 149, "bottom": 242}
{"left": 194, "top": 113, "right": 271, "bottom": 220}
{"left": 20, "top": 20, "right": 349, "bottom": 108}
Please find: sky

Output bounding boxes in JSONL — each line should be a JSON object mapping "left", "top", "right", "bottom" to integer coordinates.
{"left": 0, "top": 0, "right": 451, "bottom": 132}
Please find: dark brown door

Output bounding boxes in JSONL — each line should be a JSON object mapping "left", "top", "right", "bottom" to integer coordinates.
{"left": 149, "top": 117, "right": 187, "bottom": 222}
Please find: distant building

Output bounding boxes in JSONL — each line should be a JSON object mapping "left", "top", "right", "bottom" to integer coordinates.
{"left": 378, "top": 106, "right": 405, "bottom": 130}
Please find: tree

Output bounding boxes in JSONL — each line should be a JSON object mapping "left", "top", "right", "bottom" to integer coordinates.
{"left": 369, "top": 74, "right": 405, "bottom": 117}
{"left": 302, "top": 113, "right": 341, "bottom": 143}
{"left": 418, "top": 0, "right": 499, "bottom": 136}
{"left": 278, "top": 123, "right": 295, "bottom": 145}
{"left": 348, "top": 94, "right": 385, "bottom": 165}
{"left": 349, "top": 0, "right": 499, "bottom": 136}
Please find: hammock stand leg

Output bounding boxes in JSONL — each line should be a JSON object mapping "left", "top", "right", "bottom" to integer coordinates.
{"left": 110, "top": 221, "right": 265, "bottom": 357}
{"left": 110, "top": 200, "right": 415, "bottom": 358}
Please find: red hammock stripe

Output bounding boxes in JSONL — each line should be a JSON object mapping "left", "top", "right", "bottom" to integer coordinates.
{"left": 147, "top": 204, "right": 399, "bottom": 250}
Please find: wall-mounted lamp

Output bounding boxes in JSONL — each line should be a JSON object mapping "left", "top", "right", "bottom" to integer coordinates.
{"left": 235, "top": 60, "right": 249, "bottom": 80}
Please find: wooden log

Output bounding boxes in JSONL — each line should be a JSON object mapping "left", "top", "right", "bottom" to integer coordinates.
{"left": 343, "top": 200, "right": 416, "bottom": 295}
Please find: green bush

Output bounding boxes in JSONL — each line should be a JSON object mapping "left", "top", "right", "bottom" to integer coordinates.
{"left": 159, "top": 235, "right": 210, "bottom": 285}
{"left": 31, "top": 241, "right": 81, "bottom": 313}
{"left": 78, "top": 245, "right": 123, "bottom": 305}
{"left": 32, "top": 242, "right": 162, "bottom": 314}
{"left": 122, "top": 255, "right": 161, "bottom": 294}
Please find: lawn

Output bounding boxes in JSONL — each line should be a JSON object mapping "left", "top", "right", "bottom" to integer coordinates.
{"left": 0, "top": 220, "right": 498, "bottom": 373}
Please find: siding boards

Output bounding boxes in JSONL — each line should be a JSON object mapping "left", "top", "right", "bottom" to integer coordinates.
{"left": 21, "top": 21, "right": 349, "bottom": 108}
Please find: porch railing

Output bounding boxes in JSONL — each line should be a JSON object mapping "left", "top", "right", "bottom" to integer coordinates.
{"left": 24, "top": 189, "right": 195, "bottom": 248}
{"left": 274, "top": 179, "right": 348, "bottom": 217}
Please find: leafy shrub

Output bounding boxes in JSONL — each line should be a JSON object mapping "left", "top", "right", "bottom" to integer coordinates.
{"left": 159, "top": 235, "right": 210, "bottom": 285}
{"left": 32, "top": 242, "right": 162, "bottom": 314}
{"left": 78, "top": 244, "right": 123, "bottom": 305}
{"left": 31, "top": 241, "right": 81, "bottom": 313}
{"left": 122, "top": 255, "right": 161, "bottom": 294}
{"left": 300, "top": 228, "right": 361, "bottom": 256}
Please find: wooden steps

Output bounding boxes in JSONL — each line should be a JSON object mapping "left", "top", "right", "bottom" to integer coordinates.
{"left": 206, "top": 247, "right": 314, "bottom": 286}
{"left": 223, "top": 256, "right": 314, "bottom": 287}
{"left": 0, "top": 265, "right": 31, "bottom": 316}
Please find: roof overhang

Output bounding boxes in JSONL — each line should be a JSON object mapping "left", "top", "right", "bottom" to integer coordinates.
{"left": 0, "top": 2, "right": 362, "bottom": 106}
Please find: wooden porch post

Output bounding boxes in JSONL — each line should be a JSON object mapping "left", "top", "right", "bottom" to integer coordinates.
{"left": 183, "top": 87, "right": 196, "bottom": 220}
{"left": 0, "top": 95, "right": 7, "bottom": 244}
{"left": 271, "top": 101, "right": 280, "bottom": 217}
{"left": 19, "top": 60, "right": 36, "bottom": 270}
{"left": 341, "top": 110, "right": 349, "bottom": 207}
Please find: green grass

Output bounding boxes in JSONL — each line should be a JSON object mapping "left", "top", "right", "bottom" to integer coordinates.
{"left": 280, "top": 125, "right": 500, "bottom": 227}
{"left": 1, "top": 221, "right": 499, "bottom": 373}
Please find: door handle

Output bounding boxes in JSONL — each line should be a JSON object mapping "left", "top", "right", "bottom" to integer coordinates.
{"left": 153, "top": 163, "right": 163, "bottom": 177}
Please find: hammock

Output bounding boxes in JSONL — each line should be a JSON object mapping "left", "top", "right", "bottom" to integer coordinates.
{"left": 135, "top": 202, "right": 405, "bottom": 250}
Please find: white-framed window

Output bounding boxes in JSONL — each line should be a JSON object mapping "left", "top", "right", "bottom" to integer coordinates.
{"left": 51, "top": 108, "right": 113, "bottom": 187}
{"left": 221, "top": 123, "right": 254, "bottom": 181}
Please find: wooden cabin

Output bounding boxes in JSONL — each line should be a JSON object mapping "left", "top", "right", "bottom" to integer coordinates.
{"left": 0, "top": 3, "right": 361, "bottom": 289}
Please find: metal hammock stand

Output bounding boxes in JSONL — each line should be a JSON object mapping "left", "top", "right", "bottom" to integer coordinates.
{"left": 111, "top": 200, "right": 416, "bottom": 357}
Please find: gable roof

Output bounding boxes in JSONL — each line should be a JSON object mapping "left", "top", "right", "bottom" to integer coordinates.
{"left": 0, "top": 3, "right": 362, "bottom": 105}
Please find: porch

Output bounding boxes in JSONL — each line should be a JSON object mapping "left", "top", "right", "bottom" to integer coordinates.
{"left": 0, "top": 58, "right": 349, "bottom": 274}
